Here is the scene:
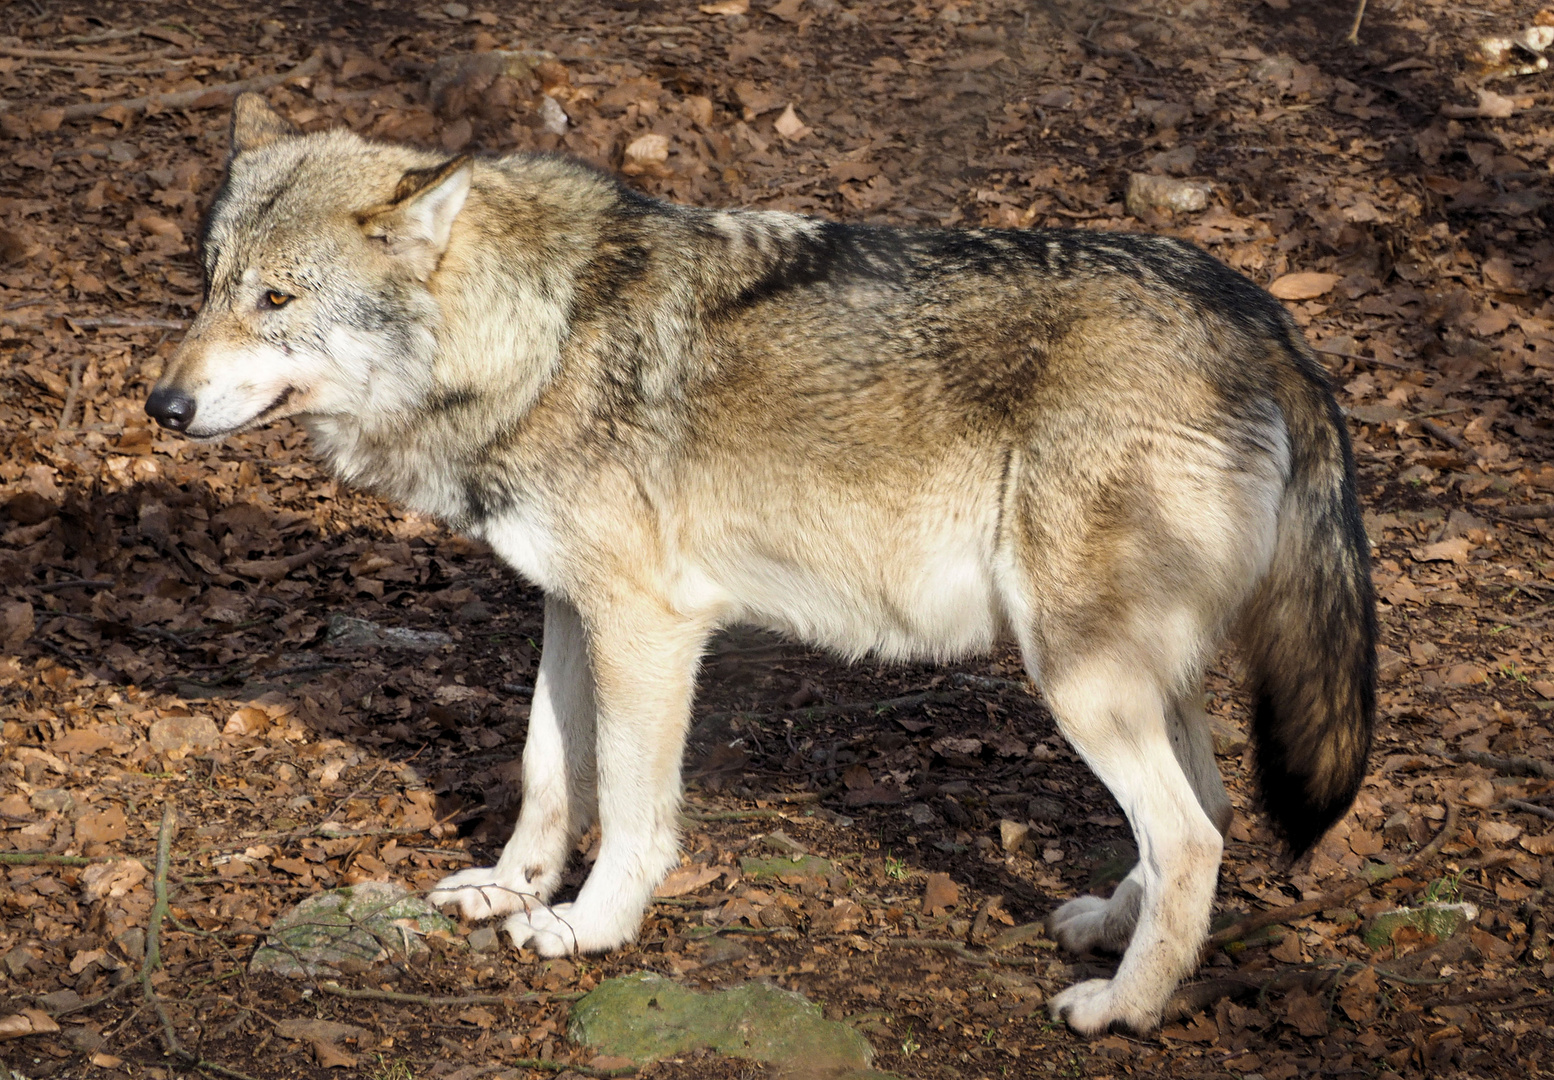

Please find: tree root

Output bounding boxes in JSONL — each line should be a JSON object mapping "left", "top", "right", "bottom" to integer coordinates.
{"left": 1209, "top": 803, "right": 1459, "bottom": 949}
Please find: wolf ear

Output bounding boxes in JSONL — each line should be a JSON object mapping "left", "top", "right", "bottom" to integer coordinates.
{"left": 360, "top": 157, "right": 473, "bottom": 276}
{"left": 231, "top": 92, "right": 301, "bottom": 155}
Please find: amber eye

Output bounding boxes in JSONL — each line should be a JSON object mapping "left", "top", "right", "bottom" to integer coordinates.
{"left": 262, "top": 291, "right": 292, "bottom": 309}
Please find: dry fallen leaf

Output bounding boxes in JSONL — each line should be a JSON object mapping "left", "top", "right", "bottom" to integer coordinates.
{"left": 0, "top": 1009, "right": 60, "bottom": 1040}
{"left": 1268, "top": 272, "right": 1342, "bottom": 300}
{"left": 654, "top": 864, "right": 723, "bottom": 897}
{"left": 923, "top": 872, "right": 960, "bottom": 915}
{"left": 773, "top": 103, "right": 809, "bottom": 139}
{"left": 699, "top": 0, "right": 749, "bottom": 12}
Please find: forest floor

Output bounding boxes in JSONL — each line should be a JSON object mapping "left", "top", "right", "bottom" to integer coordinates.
{"left": 1, "top": 0, "right": 1553, "bottom": 1078}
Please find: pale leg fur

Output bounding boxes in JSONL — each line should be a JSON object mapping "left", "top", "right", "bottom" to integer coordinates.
{"left": 429, "top": 596, "right": 597, "bottom": 919}
{"left": 1042, "top": 662, "right": 1225, "bottom": 1035}
{"left": 1047, "top": 690, "right": 1232, "bottom": 956}
{"left": 500, "top": 600, "right": 710, "bottom": 956}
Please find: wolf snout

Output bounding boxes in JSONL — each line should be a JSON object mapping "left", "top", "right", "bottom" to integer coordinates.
{"left": 145, "top": 386, "right": 197, "bottom": 431}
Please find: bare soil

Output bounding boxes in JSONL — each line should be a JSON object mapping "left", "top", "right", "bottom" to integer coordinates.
{"left": 0, "top": 0, "right": 1552, "bottom": 1078}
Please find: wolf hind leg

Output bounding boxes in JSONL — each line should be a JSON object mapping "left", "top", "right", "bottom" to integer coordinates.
{"left": 1047, "top": 687, "right": 1232, "bottom": 955}
{"left": 429, "top": 595, "right": 596, "bottom": 920}
{"left": 1039, "top": 657, "right": 1225, "bottom": 1035}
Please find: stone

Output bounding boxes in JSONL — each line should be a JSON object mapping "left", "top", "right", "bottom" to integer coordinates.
{"left": 922, "top": 872, "right": 959, "bottom": 915}
{"left": 569, "top": 971, "right": 874, "bottom": 1071}
{"left": 998, "top": 818, "right": 1030, "bottom": 853}
{"left": 1125, "top": 173, "right": 1211, "bottom": 216}
{"left": 903, "top": 802, "right": 939, "bottom": 827}
{"left": 738, "top": 854, "right": 832, "bottom": 880}
{"left": 29, "top": 788, "right": 73, "bottom": 814}
{"left": 325, "top": 614, "right": 452, "bottom": 652}
{"left": 1362, "top": 902, "right": 1478, "bottom": 950}
{"left": 1026, "top": 796, "right": 1066, "bottom": 823}
{"left": 467, "top": 926, "right": 499, "bottom": 953}
{"left": 249, "top": 881, "right": 455, "bottom": 979}
{"left": 148, "top": 715, "right": 221, "bottom": 760}
{"left": 1209, "top": 717, "right": 1246, "bottom": 756}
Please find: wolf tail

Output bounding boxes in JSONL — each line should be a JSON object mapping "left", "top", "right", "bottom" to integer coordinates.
{"left": 1237, "top": 343, "right": 1377, "bottom": 857}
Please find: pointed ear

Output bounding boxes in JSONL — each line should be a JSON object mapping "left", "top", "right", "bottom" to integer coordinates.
{"left": 231, "top": 92, "right": 301, "bottom": 156}
{"left": 360, "top": 157, "right": 473, "bottom": 276}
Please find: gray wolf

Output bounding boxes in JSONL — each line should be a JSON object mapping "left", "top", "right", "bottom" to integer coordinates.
{"left": 146, "top": 93, "right": 1375, "bottom": 1035}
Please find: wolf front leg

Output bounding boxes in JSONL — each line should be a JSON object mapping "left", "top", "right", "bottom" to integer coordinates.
{"left": 430, "top": 595, "right": 597, "bottom": 920}
{"left": 500, "top": 598, "right": 711, "bottom": 956}
{"left": 1042, "top": 661, "right": 1225, "bottom": 1035}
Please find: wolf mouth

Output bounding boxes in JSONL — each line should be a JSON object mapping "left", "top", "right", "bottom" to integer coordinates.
{"left": 194, "top": 386, "right": 296, "bottom": 439}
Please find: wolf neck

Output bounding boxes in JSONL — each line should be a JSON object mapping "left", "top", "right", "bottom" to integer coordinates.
{"left": 301, "top": 161, "right": 835, "bottom": 533}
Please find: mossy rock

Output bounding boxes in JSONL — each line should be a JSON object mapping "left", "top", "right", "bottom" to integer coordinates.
{"left": 249, "top": 881, "right": 454, "bottom": 978}
{"left": 739, "top": 854, "right": 833, "bottom": 880}
{"left": 570, "top": 971, "right": 880, "bottom": 1074}
{"left": 1362, "top": 902, "right": 1478, "bottom": 950}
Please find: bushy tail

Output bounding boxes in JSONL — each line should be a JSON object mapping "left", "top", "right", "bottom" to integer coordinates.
{"left": 1239, "top": 349, "right": 1377, "bottom": 857}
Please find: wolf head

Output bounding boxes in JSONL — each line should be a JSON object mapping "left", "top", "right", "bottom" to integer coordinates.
{"left": 145, "top": 94, "right": 473, "bottom": 439}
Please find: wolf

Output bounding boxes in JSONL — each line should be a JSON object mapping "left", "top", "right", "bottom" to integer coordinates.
{"left": 146, "top": 93, "right": 1375, "bottom": 1035}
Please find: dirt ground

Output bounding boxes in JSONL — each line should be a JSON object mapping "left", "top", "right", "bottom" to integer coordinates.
{"left": 1, "top": 0, "right": 1553, "bottom": 1077}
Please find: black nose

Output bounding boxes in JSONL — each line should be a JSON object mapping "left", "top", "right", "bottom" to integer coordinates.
{"left": 145, "top": 387, "right": 196, "bottom": 431}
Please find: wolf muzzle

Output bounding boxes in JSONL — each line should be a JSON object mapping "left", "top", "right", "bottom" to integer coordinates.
{"left": 145, "top": 386, "right": 197, "bottom": 432}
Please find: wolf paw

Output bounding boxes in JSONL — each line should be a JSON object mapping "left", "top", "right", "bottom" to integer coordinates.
{"left": 428, "top": 866, "right": 555, "bottom": 921}
{"left": 1048, "top": 896, "right": 1116, "bottom": 953}
{"left": 501, "top": 901, "right": 638, "bottom": 957}
{"left": 1050, "top": 978, "right": 1156, "bottom": 1036}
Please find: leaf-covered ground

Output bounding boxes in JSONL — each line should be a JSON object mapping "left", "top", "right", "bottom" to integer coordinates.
{"left": 1, "top": 0, "right": 1552, "bottom": 1077}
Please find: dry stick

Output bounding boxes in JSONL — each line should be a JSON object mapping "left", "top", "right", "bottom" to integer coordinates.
{"left": 139, "top": 801, "right": 264, "bottom": 1080}
{"left": 50, "top": 50, "right": 322, "bottom": 122}
{"left": 0, "top": 43, "right": 176, "bottom": 62}
{"left": 1345, "top": 0, "right": 1369, "bottom": 45}
{"left": 58, "top": 355, "right": 83, "bottom": 430}
{"left": 1498, "top": 503, "right": 1554, "bottom": 521}
{"left": 0, "top": 313, "right": 187, "bottom": 331}
{"left": 1208, "top": 802, "right": 1460, "bottom": 949}
{"left": 1500, "top": 798, "right": 1554, "bottom": 821}
{"left": 1456, "top": 750, "right": 1554, "bottom": 780}
{"left": 1417, "top": 418, "right": 1480, "bottom": 461}
{"left": 508, "top": 1059, "right": 636, "bottom": 1079}
{"left": 317, "top": 981, "right": 572, "bottom": 1007}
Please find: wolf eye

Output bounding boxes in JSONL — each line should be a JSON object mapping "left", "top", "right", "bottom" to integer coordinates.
{"left": 262, "top": 291, "right": 292, "bottom": 309}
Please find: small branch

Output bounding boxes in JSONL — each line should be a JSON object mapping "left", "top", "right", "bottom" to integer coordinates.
{"left": 1498, "top": 503, "right": 1554, "bottom": 521}
{"left": 0, "top": 314, "right": 189, "bottom": 331}
{"left": 37, "top": 578, "right": 115, "bottom": 593}
{"left": 508, "top": 1059, "right": 636, "bottom": 1078}
{"left": 1345, "top": 0, "right": 1369, "bottom": 45}
{"left": 317, "top": 981, "right": 555, "bottom": 1007}
{"left": 0, "top": 43, "right": 178, "bottom": 63}
{"left": 0, "top": 852, "right": 111, "bottom": 866}
{"left": 59, "top": 355, "right": 83, "bottom": 431}
{"left": 1208, "top": 803, "right": 1459, "bottom": 949}
{"left": 1456, "top": 750, "right": 1554, "bottom": 780}
{"left": 1499, "top": 798, "right": 1554, "bottom": 821}
{"left": 1417, "top": 418, "right": 1480, "bottom": 462}
{"left": 44, "top": 51, "right": 322, "bottom": 123}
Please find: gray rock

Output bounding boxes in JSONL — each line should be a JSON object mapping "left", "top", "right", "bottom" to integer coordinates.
{"left": 903, "top": 802, "right": 939, "bottom": 827}
{"left": 325, "top": 614, "right": 452, "bottom": 652}
{"left": 467, "top": 926, "right": 500, "bottom": 953}
{"left": 249, "top": 881, "right": 455, "bottom": 979}
{"left": 29, "top": 788, "right": 74, "bottom": 814}
{"left": 569, "top": 971, "right": 876, "bottom": 1071}
{"left": 149, "top": 715, "right": 221, "bottom": 760}
{"left": 1125, "top": 173, "right": 1211, "bottom": 216}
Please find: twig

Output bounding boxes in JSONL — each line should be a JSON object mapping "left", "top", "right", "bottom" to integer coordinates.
{"left": 508, "top": 1059, "right": 636, "bottom": 1078}
{"left": 0, "top": 314, "right": 189, "bottom": 330}
{"left": 1345, "top": 0, "right": 1369, "bottom": 45}
{"left": 58, "top": 355, "right": 83, "bottom": 431}
{"left": 0, "top": 852, "right": 114, "bottom": 866}
{"left": 1497, "top": 503, "right": 1554, "bottom": 521}
{"left": 1417, "top": 418, "right": 1480, "bottom": 462}
{"left": 317, "top": 981, "right": 558, "bottom": 1007}
{"left": 1499, "top": 798, "right": 1554, "bottom": 820}
{"left": 0, "top": 43, "right": 177, "bottom": 62}
{"left": 1208, "top": 803, "right": 1459, "bottom": 948}
{"left": 699, "top": 688, "right": 967, "bottom": 726}
{"left": 40, "top": 50, "right": 322, "bottom": 123}
{"left": 1314, "top": 345, "right": 1418, "bottom": 372}
{"left": 1455, "top": 750, "right": 1554, "bottom": 780}
{"left": 37, "top": 578, "right": 115, "bottom": 593}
